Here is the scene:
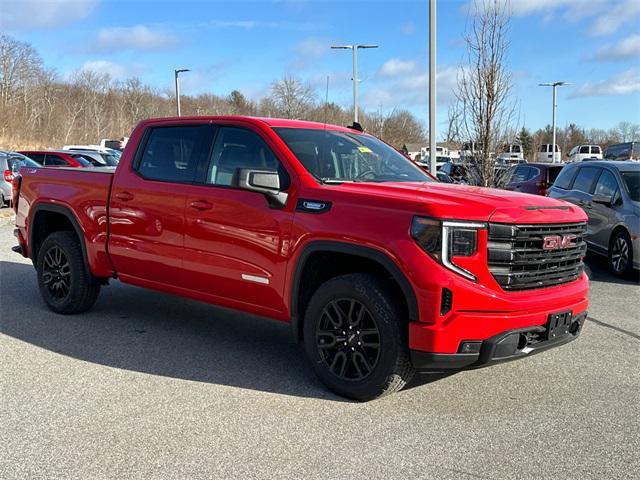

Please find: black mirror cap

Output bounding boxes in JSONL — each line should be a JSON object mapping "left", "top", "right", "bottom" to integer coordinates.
{"left": 592, "top": 194, "right": 613, "bottom": 206}
{"left": 237, "top": 169, "right": 288, "bottom": 208}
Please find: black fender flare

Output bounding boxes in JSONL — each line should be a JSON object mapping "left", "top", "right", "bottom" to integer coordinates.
{"left": 289, "top": 240, "right": 419, "bottom": 341}
{"left": 29, "top": 203, "right": 92, "bottom": 279}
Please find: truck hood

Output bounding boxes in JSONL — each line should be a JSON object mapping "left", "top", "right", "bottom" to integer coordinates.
{"left": 330, "top": 181, "right": 588, "bottom": 224}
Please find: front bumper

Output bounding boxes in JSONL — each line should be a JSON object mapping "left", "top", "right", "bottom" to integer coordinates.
{"left": 411, "top": 311, "right": 587, "bottom": 370}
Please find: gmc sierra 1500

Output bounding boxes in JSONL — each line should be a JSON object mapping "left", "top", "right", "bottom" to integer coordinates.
{"left": 12, "top": 116, "right": 589, "bottom": 400}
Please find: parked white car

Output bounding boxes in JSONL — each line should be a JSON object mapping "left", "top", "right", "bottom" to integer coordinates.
{"left": 567, "top": 145, "right": 603, "bottom": 163}
{"left": 537, "top": 144, "right": 561, "bottom": 163}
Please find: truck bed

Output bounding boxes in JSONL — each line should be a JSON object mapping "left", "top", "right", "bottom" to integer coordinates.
{"left": 15, "top": 166, "right": 116, "bottom": 277}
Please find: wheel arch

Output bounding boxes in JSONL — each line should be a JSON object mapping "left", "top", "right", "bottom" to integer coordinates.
{"left": 289, "top": 240, "right": 419, "bottom": 342}
{"left": 30, "top": 203, "right": 92, "bottom": 279}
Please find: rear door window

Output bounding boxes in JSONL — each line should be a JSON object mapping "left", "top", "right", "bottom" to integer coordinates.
{"left": 136, "top": 125, "right": 214, "bottom": 183}
{"left": 26, "top": 153, "right": 46, "bottom": 164}
{"left": 572, "top": 167, "right": 601, "bottom": 194}
{"left": 591, "top": 146, "right": 601, "bottom": 154}
{"left": 44, "top": 155, "right": 69, "bottom": 166}
{"left": 527, "top": 167, "right": 541, "bottom": 180}
{"left": 510, "top": 166, "right": 529, "bottom": 183}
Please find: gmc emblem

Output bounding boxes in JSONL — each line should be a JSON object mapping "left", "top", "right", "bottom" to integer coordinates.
{"left": 543, "top": 234, "right": 578, "bottom": 250}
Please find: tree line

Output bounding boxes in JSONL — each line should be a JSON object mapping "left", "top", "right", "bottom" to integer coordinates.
{"left": 1, "top": 31, "right": 637, "bottom": 162}
{"left": 0, "top": 34, "right": 425, "bottom": 150}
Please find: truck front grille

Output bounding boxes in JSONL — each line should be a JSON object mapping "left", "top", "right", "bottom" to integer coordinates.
{"left": 487, "top": 222, "right": 587, "bottom": 291}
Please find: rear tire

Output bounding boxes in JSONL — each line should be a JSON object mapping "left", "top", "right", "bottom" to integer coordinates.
{"left": 36, "top": 231, "right": 101, "bottom": 314}
{"left": 303, "top": 273, "right": 415, "bottom": 401}
{"left": 609, "top": 230, "right": 633, "bottom": 278}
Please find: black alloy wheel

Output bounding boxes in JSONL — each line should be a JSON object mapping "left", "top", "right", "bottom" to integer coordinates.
{"left": 316, "top": 298, "right": 381, "bottom": 381}
{"left": 36, "top": 231, "right": 101, "bottom": 314}
{"left": 41, "top": 245, "right": 72, "bottom": 300}
{"left": 610, "top": 231, "right": 633, "bottom": 277}
{"left": 303, "top": 273, "right": 415, "bottom": 401}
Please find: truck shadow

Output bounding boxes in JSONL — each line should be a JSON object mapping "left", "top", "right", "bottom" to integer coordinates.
{"left": 0, "top": 260, "right": 446, "bottom": 401}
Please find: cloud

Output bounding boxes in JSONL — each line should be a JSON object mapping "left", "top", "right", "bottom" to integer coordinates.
{"left": 363, "top": 64, "right": 461, "bottom": 109}
{"left": 475, "top": 0, "right": 639, "bottom": 36}
{"left": 507, "top": 0, "right": 604, "bottom": 16}
{"left": 79, "top": 60, "right": 144, "bottom": 80}
{"left": 401, "top": 22, "right": 416, "bottom": 35}
{"left": 0, "top": 0, "right": 99, "bottom": 29}
{"left": 590, "top": 0, "right": 640, "bottom": 36}
{"left": 188, "top": 19, "right": 319, "bottom": 32}
{"left": 295, "top": 37, "right": 329, "bottom": 59}
{"left": 589, "top": 34, "right": 640, "bottom": 62}
{"left": 571, "top": 68, "right": 640, "bottom": 98}
{"left": 90, "top": 25, "right": 178, "bottom": 52}
{"left": 378, "top": 59, "right": 417, "bottom": 77}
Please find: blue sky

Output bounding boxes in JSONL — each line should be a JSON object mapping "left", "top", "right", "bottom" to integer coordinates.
{"left": 2, "top": 0, "right": 639, "bottom": 137}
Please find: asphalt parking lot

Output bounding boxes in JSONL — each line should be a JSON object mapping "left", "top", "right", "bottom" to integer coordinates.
{"left": 0, "top": 221, "right": 638, "bottom": 480}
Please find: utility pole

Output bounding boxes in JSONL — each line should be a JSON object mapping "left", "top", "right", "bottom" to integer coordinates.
{"left": 174, "top": 68, "right": 190, "bottom": 116}
{"left": 539, "top": 81, "right": 571, "bottom": 163}
{"left": 429, "top": 0, "right": 437, "bottom": 175}
{"left": 331, "top": 44, "right": 378, "bottom": 124}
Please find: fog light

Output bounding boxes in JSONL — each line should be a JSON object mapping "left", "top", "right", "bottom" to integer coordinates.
{"left": 459, "top": 341, "right": 482, "bottom": 354}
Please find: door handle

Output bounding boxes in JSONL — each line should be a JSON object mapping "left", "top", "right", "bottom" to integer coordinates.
{"left": 115, "top": 191, "right": 134, "bottom": 202}
{"left": 189, "top": 200, "right": 213, "bottom": 211}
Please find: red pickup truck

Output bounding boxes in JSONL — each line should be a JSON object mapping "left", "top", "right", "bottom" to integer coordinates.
{"left": 12, "top": 116, "right": 589, "bottom": 400}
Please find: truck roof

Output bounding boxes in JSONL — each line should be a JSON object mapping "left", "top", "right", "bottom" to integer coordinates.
{"left": 138, "top": 116, "right": 361, "bottom": 134}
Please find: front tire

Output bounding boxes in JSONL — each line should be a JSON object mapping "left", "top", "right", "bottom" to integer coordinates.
{"left": 36, "top": 231, "right": 101, "bottom": 314}
{"left": 609, "top": 230, "right": 633, "bottom": 277}
{"left": 303, "top": 274, "right": 415, "bottom": 401}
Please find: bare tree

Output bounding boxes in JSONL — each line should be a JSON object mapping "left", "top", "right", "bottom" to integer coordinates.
{"left": 445, "top": 101, "right": 463, "bottom": 144}
{"left": 269, "top": 76, "right": 315, "bottom": 119}
{"left": 379, "top": 109, "right": 426, "bottom": 147}
{"left": 0, "top": 34, "right": 43, "bottom": 108}
{"left": 610, "top": 121, "right": 640, "bottom": 143}
{"left": 0, "top": 34, "right": 442, "bottom": 151}
{"left": 455, "top": 0, "right": 515, "bottom": 186}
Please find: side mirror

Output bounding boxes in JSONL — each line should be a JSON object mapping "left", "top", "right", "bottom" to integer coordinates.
{"left": 592, "top": 194, "right": 613, "bottom": 206}
{"left": 237, "top": 169, "right": 288, "bottom": 208}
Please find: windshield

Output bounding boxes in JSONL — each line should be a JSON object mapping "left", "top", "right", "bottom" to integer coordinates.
{"left": 621, "top": 172, "right": 639, "bottom": 202}
{"left": 274, "top": 128, "right": 432, "bottom": 183}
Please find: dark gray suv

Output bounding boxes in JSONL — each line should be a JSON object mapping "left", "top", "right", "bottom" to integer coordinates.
{"left": 549, "top": 161, "right": 639, "bottom": 277}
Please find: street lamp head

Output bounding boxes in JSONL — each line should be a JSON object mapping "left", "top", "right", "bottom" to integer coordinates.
{"left": 175, "top": 68, "right": 190, "bottom": 74}
{"left": 357, "top": 44, "right": 379, "bottom": 49}
{"left": 331, "top": 45, "right": 353, "bottom": 50}
{"left": 539, "top": 81, "right": 571, "bottom": 87}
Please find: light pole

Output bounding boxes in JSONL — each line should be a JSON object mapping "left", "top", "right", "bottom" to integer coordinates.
{"left": 331, "top": 44, "right": 378, "bottom": 124}
{"left": 539, "top": 81, "right": 571, "bottom": 163}
{"left": 174, "top": 68, "right": 190, "bottom": 116}
{"left": 429, "top": 0, "right": 436, "bottom": 175}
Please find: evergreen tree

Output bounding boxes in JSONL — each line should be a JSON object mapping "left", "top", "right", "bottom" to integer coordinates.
{"left": 517, "top": 127, "right": 534, "bottom": 161}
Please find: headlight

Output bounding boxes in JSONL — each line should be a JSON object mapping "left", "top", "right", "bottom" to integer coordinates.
{"left": 411, "top": 217, "right": 485, "bottom": 281}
